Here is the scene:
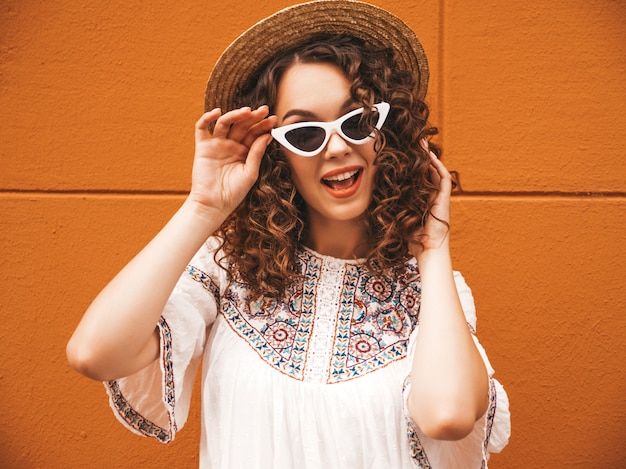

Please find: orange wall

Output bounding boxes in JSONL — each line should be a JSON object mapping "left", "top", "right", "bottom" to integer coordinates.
{"left": 1, "top": 1, "right": 625, "bottom": 467}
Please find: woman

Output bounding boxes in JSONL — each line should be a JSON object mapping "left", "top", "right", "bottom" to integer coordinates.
{"left": 67, "top": 1, "right": 510, "bottom": 467}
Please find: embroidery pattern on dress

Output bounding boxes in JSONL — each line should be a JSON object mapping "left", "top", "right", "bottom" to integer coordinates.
{"left": 220, "top": 249, "right": 421, "bottom": 384}
{"left": 106, "top": 317, "right": 175, "bottom": 443}
{"left": 187, "top": 265, "right": 220, "bottom": 304}
{"left": 108, "top": 381, "right": 171, "bottom": 443}
{"left": 159, "top": 316, "right": 176, "bottom": 428}
{"left": 407, "top": 422, "right": 432, "bottom": 469}
{"left": 481, "top": 377, "right": 498, "bottom": 468}
{"left": 327, "top": 262, "right": 421, "bottom": 383}
{"left": 402, "top": 376, "right": 432, "bottom": 468}
{"left": 220, "top": 253, "right": 321, "bottom": 381}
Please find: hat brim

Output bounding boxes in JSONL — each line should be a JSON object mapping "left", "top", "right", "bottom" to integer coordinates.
{"left": 204, "top": 0, "right": 429, "bottom": 113}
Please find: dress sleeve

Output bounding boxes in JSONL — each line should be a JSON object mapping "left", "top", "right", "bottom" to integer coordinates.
{"left": 402, "top": 271, "right": 511, "bottom": 468}
{"left": 103, "top": 240, "right": 225, "bottom": 443}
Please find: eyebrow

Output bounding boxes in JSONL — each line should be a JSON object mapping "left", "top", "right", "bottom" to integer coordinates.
{"left": 281, "top": 97, "right": 358, "bottom": 122}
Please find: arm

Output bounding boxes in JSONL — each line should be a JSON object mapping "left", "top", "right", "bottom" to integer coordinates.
{"left": 407, "top": 144, "right": 489, "bottom": 440}
{"left": 66, "top": 106, "right": 276, "bottom": 381}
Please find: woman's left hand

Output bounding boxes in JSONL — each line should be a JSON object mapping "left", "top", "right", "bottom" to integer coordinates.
{"left": 410, "top": 139, "right": 454, "bottom": 254}
{"left": 407, "top": 141, "right": 490, "bottom": 436}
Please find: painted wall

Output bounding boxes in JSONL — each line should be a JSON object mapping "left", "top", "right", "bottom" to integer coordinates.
{"left": 1, "top": 0, "right": 625, "bottom": 467}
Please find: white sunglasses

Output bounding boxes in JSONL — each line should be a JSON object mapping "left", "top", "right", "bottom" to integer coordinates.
{"left": 271, "top": 102, "right": 390, "bottom": 157}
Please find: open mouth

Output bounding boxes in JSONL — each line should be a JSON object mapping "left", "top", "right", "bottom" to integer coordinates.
{"left": 320, "top": 168, "right": 363, "bottom": 198}
{"left": 321, "top": 168, "right": 362, "bottom": 190}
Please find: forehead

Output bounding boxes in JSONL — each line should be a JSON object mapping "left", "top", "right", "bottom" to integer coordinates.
{"left": 275, "top": 62, "right": 353, "bottom": 116}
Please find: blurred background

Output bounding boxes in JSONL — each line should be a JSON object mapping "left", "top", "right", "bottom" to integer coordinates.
{"left": 1, "top": 0, "right": 625, "bottom": 467}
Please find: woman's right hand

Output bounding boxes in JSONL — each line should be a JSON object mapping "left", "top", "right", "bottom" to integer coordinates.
{"left": 188, "top": 106, "right": 277, "bottom": 222}
{"left": 66, "top": 107, "right": 276, "bottom": 381}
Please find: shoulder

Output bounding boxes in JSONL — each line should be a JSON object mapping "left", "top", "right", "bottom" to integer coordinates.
{"left": 185, "top": 236, "right": 231, "bottom": 292}
{"left": 190, "top": 236, "right": 228, "bottom": 268}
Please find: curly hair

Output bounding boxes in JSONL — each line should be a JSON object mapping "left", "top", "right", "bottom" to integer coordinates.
{"left": 215, "top": 33, "right": 441, "bottom": 296}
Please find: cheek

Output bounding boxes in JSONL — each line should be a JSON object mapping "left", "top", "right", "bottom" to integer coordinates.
{"left": 364, "top": 141, "right": 379, "bottom": 162}
{"left": 286, "top": 157, "right": 316, "bottom": 189}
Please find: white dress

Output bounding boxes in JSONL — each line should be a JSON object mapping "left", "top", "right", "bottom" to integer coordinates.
{"left": 105, "top": 240, "right": 510, "bottom": 468}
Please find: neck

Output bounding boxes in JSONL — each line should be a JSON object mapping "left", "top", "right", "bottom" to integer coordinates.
{"left": 304, "top": 215, "right": 369, "bottom": 259}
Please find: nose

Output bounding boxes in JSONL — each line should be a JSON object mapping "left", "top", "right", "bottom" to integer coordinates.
{"left": 322, "top": 130, "right": 351, "bottom": 159}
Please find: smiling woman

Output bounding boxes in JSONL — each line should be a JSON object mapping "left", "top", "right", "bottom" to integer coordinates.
{"left": 273, "top": 62, "right": 381, "bottom": 248}
{"left": 66, "top": 1, "right": 510, "bottom": 468}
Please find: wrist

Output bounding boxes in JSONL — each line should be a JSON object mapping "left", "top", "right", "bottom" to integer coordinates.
{"left": 410, "top": 237, "right": 450, "bottom": 258}
{"left": 413, "top": 242, "right": 453, "bottom": 269}
{"left": 180, "top": 197, "right": 229, "bottom": 234}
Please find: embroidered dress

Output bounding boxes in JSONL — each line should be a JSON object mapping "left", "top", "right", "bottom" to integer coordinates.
{"left": 105, "top": 241, "right": 510, "bottom": 468}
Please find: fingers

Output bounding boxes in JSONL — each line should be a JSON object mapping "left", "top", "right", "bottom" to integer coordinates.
{"left": 243, "top": 133, "right": 274, "bottom": 180}
{"left": 421, "top": 138, "right": 450, "bottom": 177}
{"left": 242, "top": 114, "right": 278, "bottom": 148}
{"left": 196, "top": 108, "right": 222, "bottom": 140}
{"left": 197, "top": 106, "right": 276, "bottom": 173}
{"left": 420, "top": 138, "right": 453, "bottom": 197}
{"left": 228, "top": 106, "right": 271, "bottom": 143}
{"left": 211, "top": 107, "right": 250, "bottom": 138}
{"left": 212, "top": 106, "right": 273, "bottom": 144}
{"left": 429, "top": 152, "right": 452, "bottom": 187}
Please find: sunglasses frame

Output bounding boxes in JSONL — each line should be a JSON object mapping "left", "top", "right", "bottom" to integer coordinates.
{"left": 271, "top": 102, "right": 390, "bottom": 157}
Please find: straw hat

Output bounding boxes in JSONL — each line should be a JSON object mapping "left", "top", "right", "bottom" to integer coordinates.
{"left": 204, "top": 0, "right": 429, "bottom": 113}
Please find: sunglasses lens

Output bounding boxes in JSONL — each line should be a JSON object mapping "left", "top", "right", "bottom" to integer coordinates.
{"left": 341, "top": 110, "right": 378, "bottom": 141}
{"left": 284, "top": 126, "right": 326, "bottom": 153}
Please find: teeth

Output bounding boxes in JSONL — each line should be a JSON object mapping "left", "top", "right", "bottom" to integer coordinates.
{"left": 323, "top": 169, "right": 359, "bottom": 182}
